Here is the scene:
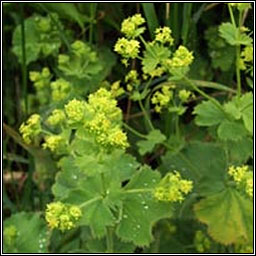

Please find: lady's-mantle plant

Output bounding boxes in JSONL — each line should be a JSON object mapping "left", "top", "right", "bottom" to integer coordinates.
{"left": 4, "top": 5, "right": 253, "bottom": 253}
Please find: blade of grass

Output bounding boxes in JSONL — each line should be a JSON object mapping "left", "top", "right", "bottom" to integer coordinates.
{"left": 19, "top": 3, "right": 27, "bottom": 117}
{"left": 141, "top": 3, "right": 159, "bottom": 40}
{"left": 89, "top": 3, "right": 98, "bottom": 44}
{"left": 181, "top": 3, "right": 193, "bottom": 45}
{"left": 169, "top": 3, "right": 180, "bottom": 45}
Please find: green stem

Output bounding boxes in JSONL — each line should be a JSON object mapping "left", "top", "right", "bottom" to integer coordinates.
{"left": 41, "top": 129, "right": 53, "bottom": 136}
{"left": 139, "top": 35, "right": 156, "bottom": 58}
{"left": 19, "top": 4, "right": 27, "bottom": 117}
{"left": 228, "top": 5, "right": 242, "bottom": 97}
{"left": 182, "top": 76, "right": 225, "bottom": 113}
{"left": 139, "top": 35, "right": 148, "bottom": 48}
{"left": 227, "top": 4, "right": 237, "bottom": 27}
{"left": 89, "top": 3, "right": 97, "bottom": 44}
{"left": 123, "top": 188, "right": 153, "bottom": 194}
{"left": 175, "top": 114, "right": 180, "bottom": 138}
{"left": 106, "top": 227, "right": 114, "bottom": 253}
{"left": 236, "top": 11, "right": 243, "bottom": 97}
{"left": 79, "top": 196, "right": 102, "bottom": 209}
{"left": 138, "top": 99, "right": 155, "bottom": 130}
{"left": 123, "top": 122, "right": 148, "bottom": 139}
{"left": 236, "top": 45, "right": 241, "bottom": 97}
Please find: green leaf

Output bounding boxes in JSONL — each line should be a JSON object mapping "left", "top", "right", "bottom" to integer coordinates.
{"left": 52, "top": 150, "right": 140, "bottom": 238}
{"left": 241, "top": 102, "right": 253, "bottom": 136}
{"left": 12, "top": 15, "right": 62, "bottom": 65}
{"left": 193, "top": 101, "right": 226, "bottom": 126}
{"left": 217, "top": 120, "right": 248, "bottom": 141}
{"left": 116, "top": 166, "right": 173, "bottom": 247}
{"left": 3, "top": 212, "right": 49, "bottom": 253}
{"left": 224, "top": 138, "right": 253, "bottom": 165}
{"left": 219, "top": 22, "right": 252, "bottom": 46}
{"left": 61, "top": 174, "right": 116, "bottom": 238}
{"left": 194, "top": 188, "right": 253, "bottom": 245}
{"left": 205, "top": 26, "right": 236, "bottom": 72}
{"left": 224, "top": 101, "right": 241, "bottom": 119}
{"left": 160, "top": 141, "right": 227, "bottom": 195}
{"left": 12, "top": 17, "right": 40, "bottom": 64}
{"left": 141, "top": 3, "right": 159, "bottom": 39}
{"left": 142, "top": 44, "right": 170, "bottom": 74}
{"left": 136, "top": 129, "right": 166, "bottom": 155}
{"left": 219, "top": 23, "right": 237, "bottom": 46}
{"left": 224, "top": 92, "right": 253, "bottom": 135}
{"left": 38, "top": 3, "right": 89, "bottom": 30}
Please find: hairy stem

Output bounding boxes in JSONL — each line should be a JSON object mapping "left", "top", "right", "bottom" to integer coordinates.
{"left": 106, "top": 227, "right": 114, "bottom": 253}
{"left": 138, "top": 99, "right": 155, "bottom": 130}
{"left": 123, "top": 122, "right": 148, "bottom": 139}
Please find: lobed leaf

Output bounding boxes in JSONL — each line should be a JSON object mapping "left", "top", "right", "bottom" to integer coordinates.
{"left": 194, "top": 188, "right": 253, "bottom": 245}
{"left": 116, "top": 166, "right": 173, "bottom": 247}
{"left": 3, "top": 212, "right": 49, "bottom": 253}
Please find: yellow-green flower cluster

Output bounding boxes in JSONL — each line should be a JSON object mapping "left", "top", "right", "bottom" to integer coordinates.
{"left": 155, "top": 27, "right": 174, "bottom": 46}
{"left": 4, "top": 225, "right": 17, "bottom": 246}
{"left": 228, "top": 3, "right": 251, "bottom": 11}
{"left": 125, "top": 70, "right": 140, "bottom": 91}
{"left": 149, "top": 67, "right": 165, "bottom": 79}
{"left": 45, "top": 202, "right": 82, "bottom": 231}
{"left": 241, "top": 46, "right": 253, "bottom": 62}
{"left": 240, "top": 45, "right": 253, "bottom": 70}
{"left": 154, "top": 171, "right": 193, "bottom": 202}
{"left": 19, "top": 114, "right": 41, "bottom": 144}
{"left": 178, "top": 89, "right": 194, "bottom": 103}
{"left": 84, "top": 88, "right": 129, "bottom": 149}
{"left": 167, "top": 46, "right": 194, "bottom": 68}
{"left": 121, "top": 14, "right": 145, "bottom": 38}
{"left": 151, "top": 85, "right": 174, "bottom": 113}
{"left": 58, "top": 40, "right": 102, "bottom": 79}
{"left": 65, "top": 99, "right": 86, "bottom": 123}
{"left": 194, "top": 230, "right": 211, "bottom": 253}
{"left": 110, "top": 80, "right": 125, "bottom": 98}
{"left": 71, "top": 40, "right": 97, "bottom": 60}
{"left": 47, "top": 109, "right": 66, "bottom": 126}
{"left": 114, "top": 38, "right": 140, "bottom": 60}
{"left": 43, "top": 135, "right": 65, "bottom": 152}
{"left": 50, "top": 78, "right": 71, "bottom": 101}
{"left": 228, "top": 165, "right": 253, "bottom": 198}
{"left": 29, "top": 67, "right": 51, "bottom": 90}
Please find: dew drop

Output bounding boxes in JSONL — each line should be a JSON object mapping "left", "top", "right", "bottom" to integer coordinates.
{"left": 123, "top": 214, "right": 128, "bottom": 219}
{"left": 42, "top": 238, "right": 46, "bottom": 243}
{"left": 38, "top": 239, "right": 42, "bottom": 243}
{"left": 152, "top": 179, "right": 156, "bottom": 183}
{"left": 138, "top": 193, "right": 143, "bottom": 198}
{"left": 39, "top": 244, "right": 44, "bottom": 249}
{"left": 129, "top": 163, "right": 133, "bottom": 167}
{"left": 137, "top": 224, "right": 141, "bottom": 229}
{"left": 144, "top": 183, "right": 148, "bottom": 187}
{"left": 73, "top": 175, "right": 77, "bottom": 180}
{"left": 144, "top": 205, "right": 149, "bottom": 210}
{"left": 142, "top": 201, "right": 146, "bottom": 205}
